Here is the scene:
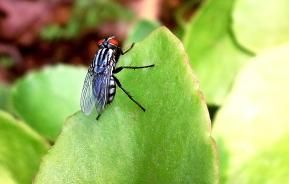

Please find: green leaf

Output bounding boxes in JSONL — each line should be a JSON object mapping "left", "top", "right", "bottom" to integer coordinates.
{"left": 0, "top": 83, "right": 10, "bottom": 111}
{"left": 213, "top": 44, "right": 289, "bottom": 183}
{"left": 0, "top": 111, "right": 49, "bottom": 184}
{"left": 0, "top": 168, "right": 17, "bottom": 184}
{"left": 125, "top": 20, "right": 160, "bottom": 44}
{"left": 233, "top": 0, "right": 289, "bottom": 53}
{"left": 35, "top": 27, "right": 218, "bottom": 184}
{"left": 183, "top": 0, "right": 252, "bottom": 105}
{"left": 233, "top": 136, "right": 289, "bottom": 183}
{"left": 11, "top": 65, "right": 87, "bottom": 141}
{"left": 41, "top": 0, "right": 132, "bottom": 40}
{"left": 0, "top": 56, "right": 14, "bottom": 68}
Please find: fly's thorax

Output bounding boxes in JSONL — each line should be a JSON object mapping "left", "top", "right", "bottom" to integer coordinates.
{"left": 98, "top": 48, "right": 112, "bottom": 66}
{"left": 90, "top": 48, "right": 116, "bottom": 73}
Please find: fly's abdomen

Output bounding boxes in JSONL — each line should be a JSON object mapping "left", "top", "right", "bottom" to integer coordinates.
{"left": 107, "top": 76, "right": 116, "bottom": 104}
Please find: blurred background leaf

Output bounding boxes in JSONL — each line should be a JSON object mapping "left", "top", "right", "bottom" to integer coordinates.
{"left": 35, "top": 27, "right": 218, "bottom": 184}
{"left": 11, "top": 65, "right": 86, "bottom": 141}
{"left": 125, "top": 19, "right": 160, "bottom": 45}
{"left": 0, "top": 111, "right": 49, "bottom": 184}
{"left": 0, "top": 83, "right": 10, "bottom": 111}
{"left": 213, "top": 44, "right": 289, "bottom": 183}
{"left": 0, "top": 56, "right": 14, "bottom": 69}
{"left": 233, "top": 136, "right": 289, "bottom": 183}
{"left": 41, "top": 0, "right": 132, "bottom": 40}
{"left": 183, "top": 0, "right": 253, "bottom": 106}
{"left": 232, "top": 0, "right": 289, "bottom": 53}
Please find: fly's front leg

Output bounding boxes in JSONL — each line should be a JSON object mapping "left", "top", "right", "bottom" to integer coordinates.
{"left": 121, "top": 43, "right": 135, "bottom": 55}
{"left": 112, "top": 75, "right": 146, "bottom": 112}
{"left": 113, "top": 64, "right": 154, "bottom": 74}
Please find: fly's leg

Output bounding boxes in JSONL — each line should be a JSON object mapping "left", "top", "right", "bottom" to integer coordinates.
{"left": 121, "top": 43, "right": 135, "bottom": 55}
{"left": 113, "top": 64, "right": 154, "bottom": 74}
{"left": 112, "top": 75, "right": 145, "bottom": 112}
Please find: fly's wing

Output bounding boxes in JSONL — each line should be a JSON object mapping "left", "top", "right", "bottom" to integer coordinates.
{"left": 80, "top": 66, "right": 112, "bottom": 115}
{"left": 93, "top": 67, "right": 112, "bottom": 114}
{"left": 80, "top": 70, "right": 97, "bottom": 115}
{"left": 81, "top": 48, "right": 115, "bottom": 116}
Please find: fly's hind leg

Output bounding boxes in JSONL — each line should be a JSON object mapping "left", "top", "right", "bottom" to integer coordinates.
{"left": 121, "top": 43, "right": 135, "bottom": 55}
{"left": 112, "top": 75, "right": 145, "bottom": 112}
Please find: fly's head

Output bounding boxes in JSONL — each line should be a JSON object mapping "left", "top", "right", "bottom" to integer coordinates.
{"left": 97, "top": 36, "right": 120, "bottom": 50}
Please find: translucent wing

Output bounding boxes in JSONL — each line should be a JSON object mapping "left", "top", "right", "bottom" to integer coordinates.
{"left": 80, "top": 69, "right": 96, "bottom": 115}
{"left": 92, "top": 71, "right": 111, "bottom": 114}
{"left": 81, "top": 47, "right": 115, "bottom": 116}
{"left": 80, "top": 66, "right": 112, "bottom": 115}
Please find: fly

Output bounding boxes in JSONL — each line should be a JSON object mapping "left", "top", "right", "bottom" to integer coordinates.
{"left": 80, "top": 36, "right": 154, "bottom": 120}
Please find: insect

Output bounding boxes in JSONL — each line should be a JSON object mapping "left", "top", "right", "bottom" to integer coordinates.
{"left": 80, "top": 36, "right": 154, "bottom": 120}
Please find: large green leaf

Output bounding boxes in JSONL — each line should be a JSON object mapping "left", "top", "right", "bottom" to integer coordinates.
{"left": 183, "top": 0, "right": 252, "bottom": 105}
{"left": 213, "top": 44, "right": 289, "bottom": 183}
{"left": 233, "top": 0, "right": 289, "bottom": 53}
{"left": 0, "top": 111, "right": 49, "bottom": 184}
{"left": 11, "top": 65, "right": 87, "bottom": 140}
{"left": 35, "top": 27, "right": 218, "bottom": 184}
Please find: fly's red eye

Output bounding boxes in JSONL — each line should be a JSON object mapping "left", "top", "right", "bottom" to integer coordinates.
{"left": 97, "top": 39, "right": 105, "bottom": 46}
{"left": 108, "top": 38, "right": 119, "bottom": 47}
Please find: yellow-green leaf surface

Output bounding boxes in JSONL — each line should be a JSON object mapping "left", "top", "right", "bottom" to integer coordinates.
{"left": 11, "top": 65, "right": 86, "bottom": 140}
{"left": 0, "top": 168, "right": 17, "bottom": 184}
{"left": 233, "top": 0, "right": 289, "bottom": 53}
{"left": 35, "top": 27, "right": 218, "bottom": 184}
{"left": 183, "top": 0, "right": 252, "bottom": 105}
{"left": 213, "top": 44, "right": 289, "bottom": 183}
{"left": 233, "top": 136, "right": 289, "bottom": 183}
{"left": 0, "top": 111, "right": 49, "bottom": 184}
